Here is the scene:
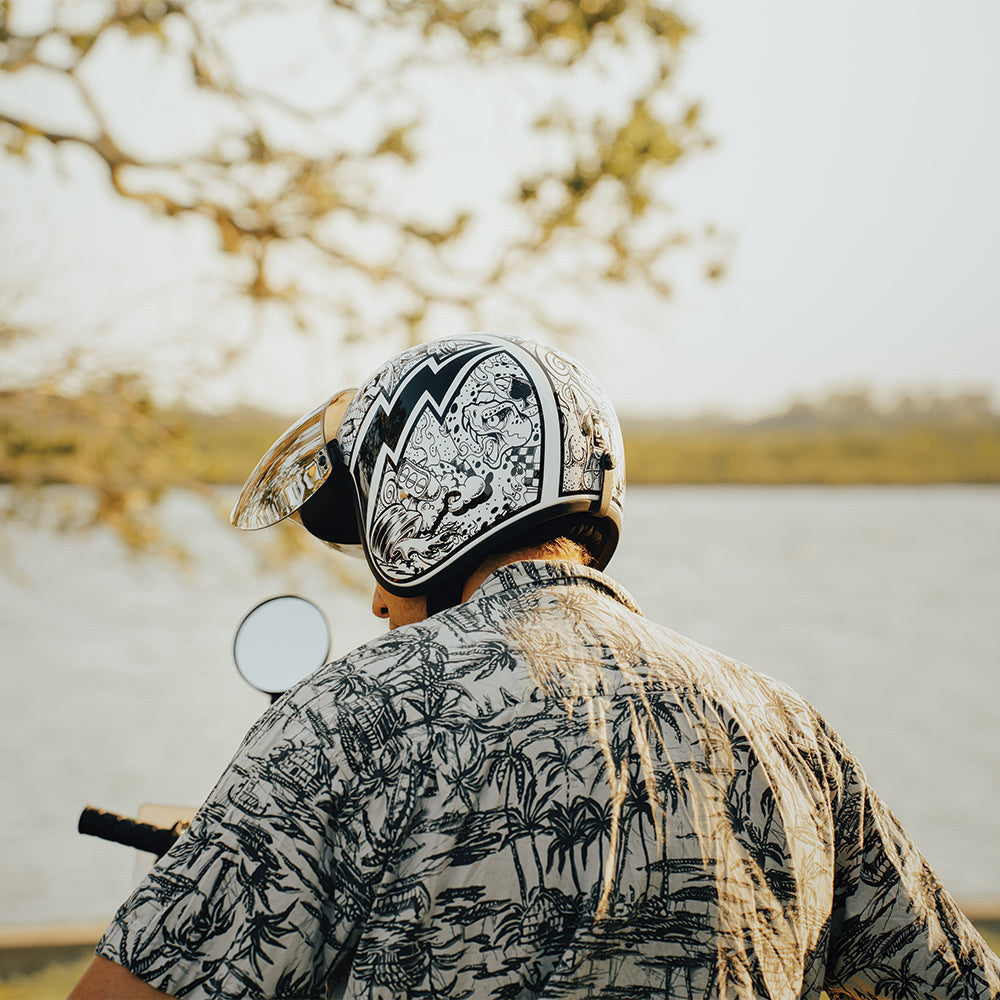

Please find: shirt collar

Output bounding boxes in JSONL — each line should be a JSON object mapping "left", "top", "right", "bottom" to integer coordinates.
{"left": 471, "top": 559, "right": 642, "bottom": 616}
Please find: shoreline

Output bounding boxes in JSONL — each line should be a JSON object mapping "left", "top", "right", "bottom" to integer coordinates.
{"left": 0, "top": 923, "right": 106, "bottom": 980}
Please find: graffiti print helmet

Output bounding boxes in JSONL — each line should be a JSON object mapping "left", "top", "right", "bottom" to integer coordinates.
{"left": 231, "top": 333, "right": 625, "bottom": 599}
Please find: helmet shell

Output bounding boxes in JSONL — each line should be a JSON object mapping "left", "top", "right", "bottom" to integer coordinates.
{"left": 336, "top": 333, "right": 625, "bottom": 596}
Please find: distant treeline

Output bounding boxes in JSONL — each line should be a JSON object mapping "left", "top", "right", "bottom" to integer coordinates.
{"left": 622, "top": 388, "right": 1000, "bottom": 484}
{"left": 2, "top": 383, "right": 999, "bottom": 489}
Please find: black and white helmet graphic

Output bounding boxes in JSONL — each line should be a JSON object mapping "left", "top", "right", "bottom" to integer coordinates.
{"left": 231, "top": 333, "right": 625, "bottom": 597}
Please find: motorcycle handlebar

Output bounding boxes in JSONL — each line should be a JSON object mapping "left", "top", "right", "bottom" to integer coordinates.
{"left": 78, "top": 806, "right": 185, "bottom": 860}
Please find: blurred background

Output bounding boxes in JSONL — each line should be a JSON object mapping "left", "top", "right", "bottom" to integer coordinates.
{"left": 1, "top": 0, "right": 998, "bottom": 990}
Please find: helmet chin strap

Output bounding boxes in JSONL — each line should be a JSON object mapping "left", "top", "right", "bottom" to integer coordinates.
{"left": 596, "top": 453, "right": 615, "bottom": 519}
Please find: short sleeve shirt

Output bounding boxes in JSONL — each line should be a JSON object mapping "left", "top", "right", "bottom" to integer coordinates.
{"left": 97, "top": 560, "right": 1000, "bottom": 999}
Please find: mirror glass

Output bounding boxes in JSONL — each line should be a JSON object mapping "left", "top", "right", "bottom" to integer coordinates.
{"left": 233, "top": 595, "right": 331, "bottom": 695}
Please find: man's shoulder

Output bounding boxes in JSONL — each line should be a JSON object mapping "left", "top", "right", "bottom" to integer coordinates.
{"left": 293, "top": 606, "right": 513, "bottom": 708}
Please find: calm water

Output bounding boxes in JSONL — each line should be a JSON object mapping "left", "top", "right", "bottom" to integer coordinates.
{"left": 1, "top": 485, "right": 998, "bottom": 927}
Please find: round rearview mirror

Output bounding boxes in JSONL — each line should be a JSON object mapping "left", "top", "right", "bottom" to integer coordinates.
{"left": 233, "top": 595, "right": 331, "bottom": 696}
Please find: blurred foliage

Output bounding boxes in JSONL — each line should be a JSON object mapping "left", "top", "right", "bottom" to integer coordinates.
{"left": 0, "top": 375, "right": 206, "bottom": 557}
{"left": 0, "top": 0, "right": 721, "bottom": 553}
{"left": 0, "top": 0, "right": 719, "bottom": 342}
{"left": 0, "top": 376, "right": 330, "bottom": 563}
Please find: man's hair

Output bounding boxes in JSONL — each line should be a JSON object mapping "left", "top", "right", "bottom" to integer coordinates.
{"left": 467, "top": 537, "right": 592, "bottom": 597}
{"left": 427, "top": 515, "right": 603, "bottom": 615}
{"left": 503, "top": 536, "right": 594, "bottom": 566}
{"left": 495, "top": 513, "right": 604, "bottom": 567}
{"left": 480, "top": 516, "right": 601, "bottom": 579}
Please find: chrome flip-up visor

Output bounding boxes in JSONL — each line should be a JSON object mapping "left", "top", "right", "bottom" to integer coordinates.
{"left": 230, "top": 389, "right": 356, "bottom": 530}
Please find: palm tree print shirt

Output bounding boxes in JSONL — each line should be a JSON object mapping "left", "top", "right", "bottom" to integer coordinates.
{"left": 97, "top": 560, "right": 1000, "bottom": 999}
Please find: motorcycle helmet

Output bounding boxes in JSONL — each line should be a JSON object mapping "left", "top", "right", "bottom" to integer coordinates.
{"left": 231, "top": 333, "right": 625, "bottom": 601}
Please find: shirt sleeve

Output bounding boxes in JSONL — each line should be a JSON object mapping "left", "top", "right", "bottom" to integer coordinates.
{"left": 824, "top": 753, "right": 1000, "bottom": 999}
{"left": 95, "top": 687, "right": 389, "bottom": 999}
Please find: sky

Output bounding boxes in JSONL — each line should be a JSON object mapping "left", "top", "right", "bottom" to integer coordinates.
{"left": 2, "top": 1, "right": 999, "bottom": 419}
{"left": 590, "top": 1, "right": 1000, "bottom": 416}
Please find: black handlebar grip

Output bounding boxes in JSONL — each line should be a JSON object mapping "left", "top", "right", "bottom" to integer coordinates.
{"left": 78, "top": 806, "right": 183, "bottom": 859}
